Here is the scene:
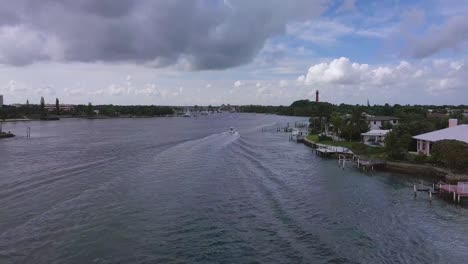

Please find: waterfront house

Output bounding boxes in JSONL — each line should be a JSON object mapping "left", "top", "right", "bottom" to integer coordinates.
{"left": 413, "top": 120, "right": 468, "bottom": 156}
{"left": 366, "top": 116, "right": 399, "bottom": 130}
{"left": 361, "top": 129, "right": 391, "bottom": 146}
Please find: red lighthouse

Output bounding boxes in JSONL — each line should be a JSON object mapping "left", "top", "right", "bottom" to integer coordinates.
{"left": 315, "top": 90, "right": 319, "bottom": 103}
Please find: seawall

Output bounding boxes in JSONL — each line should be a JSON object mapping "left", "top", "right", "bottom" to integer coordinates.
{"left": 302, "top": 137, "right": 468, "bottom": 182}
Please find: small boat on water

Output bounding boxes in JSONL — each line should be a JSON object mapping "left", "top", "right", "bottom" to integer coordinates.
{"left": 183, "top": 110, "right": 192, "bottom": 117}
{"left": 228, "top": 127, "right": 240, "bottom": 136}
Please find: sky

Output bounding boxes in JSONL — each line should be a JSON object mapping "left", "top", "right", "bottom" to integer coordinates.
{"left": 0, "top": 0, "right": 467, "bottom": 106}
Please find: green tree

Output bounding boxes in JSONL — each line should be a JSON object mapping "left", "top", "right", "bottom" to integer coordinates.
{"left": 450, "top": 110, "right": 463, "bottom": 121}
{"left": 380, "top": 121, "right": 393, "bottom": 130}
{"left": 340, "top": 109, "right": 369, "bottom": 141}
{"left": 431, "top": 140, "right": 468, "bottom": 171}
{"left": 384, "top": 130, "right": 411, "bottom": 160}
{"left": 0, "top": 108, "right": 6, "bottom": 121}
{"left": 87, "top": 102, "right": 93, "bottom": 116}
{"left": 56, "top": 98, "right": 60, "bottom": 115}
{"left": 329, "top": 112, "right": 343, "bottom": 134}
{"left": 25, "top": 99, "right": 30, "bottom": 116}
{"left": 40, "top": 96, "right": 46, "bottom": 117}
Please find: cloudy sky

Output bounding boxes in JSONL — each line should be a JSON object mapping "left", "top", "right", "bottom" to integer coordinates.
{"left": 0, "top": 0, "right": 467, "bottom": 106}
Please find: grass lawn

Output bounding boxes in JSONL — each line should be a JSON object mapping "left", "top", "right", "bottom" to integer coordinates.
{"left": 306, "top": 134, "right": 319, "bottom": 142}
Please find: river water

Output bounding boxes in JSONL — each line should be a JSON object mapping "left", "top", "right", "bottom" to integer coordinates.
{"left": 1, "top": 114, "right": 468, "bottom": 263}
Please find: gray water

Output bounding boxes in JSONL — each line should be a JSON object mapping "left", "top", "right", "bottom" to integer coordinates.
{"left": 1, "top": 114, "right": 468, "bottom": 264}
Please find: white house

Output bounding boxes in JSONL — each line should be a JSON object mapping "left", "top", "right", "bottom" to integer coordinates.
{"left": 361, "top": 129, "right": 391, "bottom": 146}
{"left": 413, "top": 121, "right": 468, "bottom": 156}
{"left": 366, "top": 116, "right": 400, "bottom": 130}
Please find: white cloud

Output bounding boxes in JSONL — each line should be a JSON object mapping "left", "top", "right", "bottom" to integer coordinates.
{"left": 64, "top": 88, "right": 84, "bottom": 96}
{"left": 35, "top": 86, "right": 55, "bottom": 96}
{"left": 108, "top": 84, "right": 126, "bottom": 96}
{"left": 337, "top": 0, "right": 357, "bottom": 13}
{"left": 234, "top": 80, "right": 243, "bottom": 87}
{"left": 134, "top": 83, "right": 159, "bottom": 96}
{"left": 279, "top": 80, "right": 288, "bottom": 87}
{"left": 300, "top": 57, "right": 369, "bottom": 84}
{"left": 88, "top": 89, "right": 105, "bottom": 96}
{"left": 408, "top": 15, "right": 468, "bottom": 58}
{"left": 298, "top": 57, "right": 467, "bottom": 103}
{"left": 287, "top": 19, "right": 385, "bottom": 45}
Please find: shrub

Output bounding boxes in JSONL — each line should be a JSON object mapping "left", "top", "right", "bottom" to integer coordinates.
{"left": 431, "top": 140, "right": 468, "bottom": 171}
{"left": 413, "top": 154, "right": 428, "bottom": 164}
{"left": 350, "top": 143, "right": 367, "bottom": 155}
{"left": 318, "top": 134, "right": 333, "bottom": 141}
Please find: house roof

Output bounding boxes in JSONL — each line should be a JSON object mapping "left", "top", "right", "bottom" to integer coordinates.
{"left": 413, "top": 125, "right": 468, "bottom": 143}
{"left": 366, "top": 116, "right": 400, "bottom": 121}
{"left": 361, "top": 129, "right": 391, "bottom": 136}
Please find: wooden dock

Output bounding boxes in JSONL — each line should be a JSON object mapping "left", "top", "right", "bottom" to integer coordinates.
{"left": 438, "top": 182, "right": 468, "bottom": 203}
{"left": 314, "top": 144, "right": 353, "bottom": 157}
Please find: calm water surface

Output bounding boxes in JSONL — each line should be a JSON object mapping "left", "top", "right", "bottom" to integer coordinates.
{"left": 1, "top": 114, "right": 468, "bottom": 263}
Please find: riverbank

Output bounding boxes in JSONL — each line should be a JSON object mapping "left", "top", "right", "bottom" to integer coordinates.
{"left": 303, "top": 137, "right": 468, "bottom": 182}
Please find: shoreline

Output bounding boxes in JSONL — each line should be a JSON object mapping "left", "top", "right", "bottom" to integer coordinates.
{"left": 302, "top": 138, "right": 468, "bottom": 182}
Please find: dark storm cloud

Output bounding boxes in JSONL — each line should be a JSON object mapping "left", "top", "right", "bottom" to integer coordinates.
{"left": 0, "top": 0, "right": 327, "bottom": 69}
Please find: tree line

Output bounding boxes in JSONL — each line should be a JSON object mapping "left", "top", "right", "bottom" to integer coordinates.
{"left": 0, "top": 97, "right": 175, "bottom": 119}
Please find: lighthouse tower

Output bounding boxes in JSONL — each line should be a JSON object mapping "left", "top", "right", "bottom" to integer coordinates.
{"left": 315, "top": 90, "right": 319, "bottom": 103}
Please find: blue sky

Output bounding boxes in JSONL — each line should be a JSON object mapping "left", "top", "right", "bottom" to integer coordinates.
{"left": 0, "top": 0, "right": 467, "bottom": 106}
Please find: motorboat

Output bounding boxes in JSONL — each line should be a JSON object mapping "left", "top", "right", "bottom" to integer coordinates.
{"left": 229, "top": 127, "right": 239, "bottom": 136}
{"left": 183, "top": 109, "right": 192, "bottom": 117}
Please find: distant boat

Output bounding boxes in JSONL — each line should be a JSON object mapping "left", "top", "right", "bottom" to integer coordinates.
{"left": 229, "top": 127, "right": 239, "bottom": 136}
{"left": 183, "top": 110, "right": 192, "bottom": 117}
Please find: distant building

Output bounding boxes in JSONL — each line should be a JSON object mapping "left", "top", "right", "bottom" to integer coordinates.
{"left": 361, "top": 129, "right": 391, "bottom": 147}
{"left": 413, "top": 120, "right": 468, "bottom": 156}
{"left": 0, "top": 95, "right": 3, "bottom": 108}
{"left": 315, "top": 90, "right": 319, "bottom": 103}
{"left": 44, "top": 104, "right": 75, "bottom": 112}
{"left": 366, "top": 116, "right": 400, "bottom": 130}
